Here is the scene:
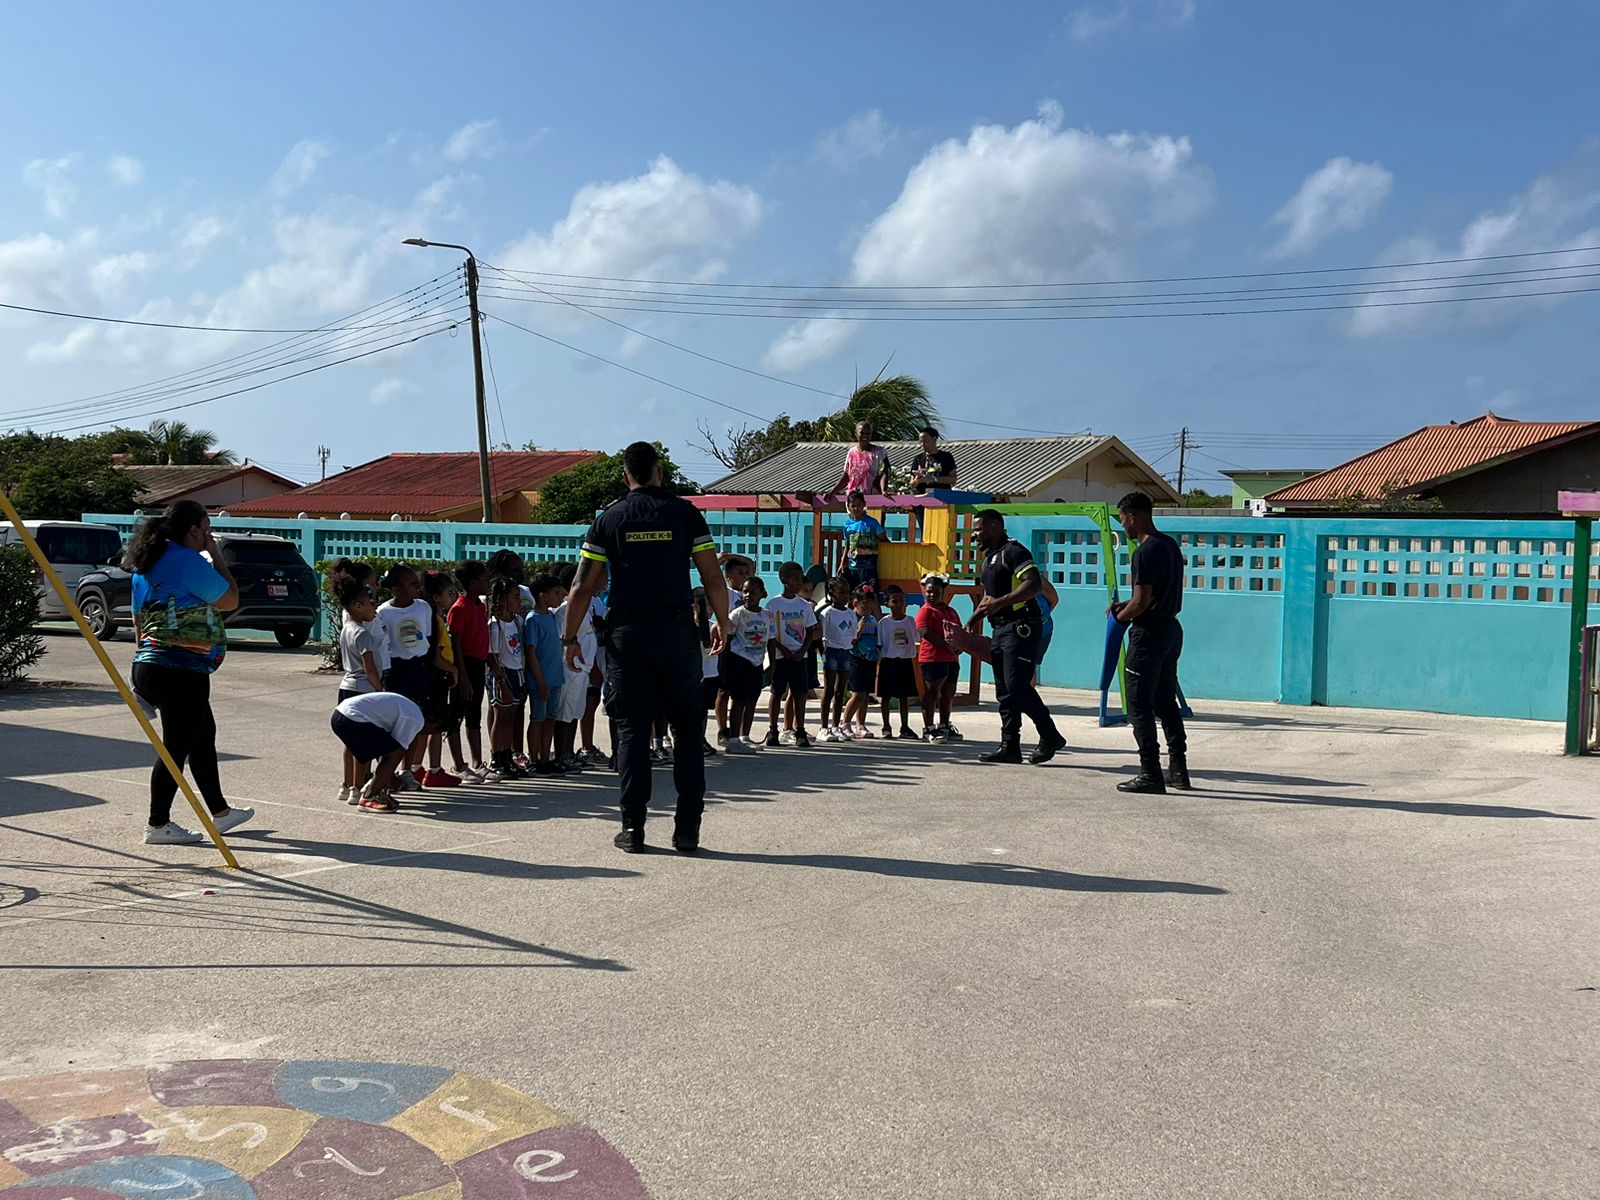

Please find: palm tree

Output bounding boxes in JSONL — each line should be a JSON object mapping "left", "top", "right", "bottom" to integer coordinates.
{"left": 144, "top": 420, "right": 236, "bottom": 466}
{"left": 813, "top": 374, "right": 938, "bottom": 442}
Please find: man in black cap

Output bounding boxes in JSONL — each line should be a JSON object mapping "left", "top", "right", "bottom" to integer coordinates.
{"left": 968, "top": 509, "right": 1067, "bottom": 765}
{"left": 1109, "top": 491, "right": 1189, "bottom": 793}
{"left": 564, "top": 442, "right": 732, "bottom": 853}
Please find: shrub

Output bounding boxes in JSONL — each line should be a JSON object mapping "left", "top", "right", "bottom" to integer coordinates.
{"left": 0, "top": 545, "right": 46, "bottom": 687}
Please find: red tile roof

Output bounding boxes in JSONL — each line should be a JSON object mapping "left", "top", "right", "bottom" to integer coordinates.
{"left": 1264, "top": 414, "right": 1600, "bottom": 504}
{"left": 228, "top": 451, "right": 602, "bottom": 517}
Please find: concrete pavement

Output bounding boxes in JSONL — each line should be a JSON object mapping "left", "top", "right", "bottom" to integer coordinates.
{"left": 1, "top": 630, "right": 1597, "bottom": 1198}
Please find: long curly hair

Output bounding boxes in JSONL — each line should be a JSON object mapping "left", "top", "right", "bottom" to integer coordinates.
{"left": 124, "top": 500, "right": 208, "bottom": 574}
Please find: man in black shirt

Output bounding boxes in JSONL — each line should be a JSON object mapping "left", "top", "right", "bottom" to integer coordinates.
{"left": 908, "top": 426, "right": 957, "bottom": 493}
{"left": 564, "top": 442, "right": 733, "bottom": 853}
{"left": 969, "top": 509, "right": 1067, "bottom": 765}
{"left": 1109, "top": 491, "right": 1189, "bottom": 794}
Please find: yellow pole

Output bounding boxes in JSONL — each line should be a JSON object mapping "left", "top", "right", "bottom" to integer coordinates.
{"left": 0, "top": 492, "right": 239, "bottom": 869}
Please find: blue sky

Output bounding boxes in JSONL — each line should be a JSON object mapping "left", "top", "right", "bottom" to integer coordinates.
{"left": 2, "top": 0, "right": 1597, "bottom": 489}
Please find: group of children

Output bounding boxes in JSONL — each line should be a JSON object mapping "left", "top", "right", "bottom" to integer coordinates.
{"left": 326, "top": 516, "right": 991, "bottom": 811}
{"left": 326, "top": 553, "right": 608, "bottom": 813}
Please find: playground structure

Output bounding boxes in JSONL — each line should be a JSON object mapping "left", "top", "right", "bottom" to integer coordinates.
{"left": 1558, "top": 490, "right": 1597, "bottom": 754}
{"left": 688, "top": 491, "right": 1147, "bottom": 723}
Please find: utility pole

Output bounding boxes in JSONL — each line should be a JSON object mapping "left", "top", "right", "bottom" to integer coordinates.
{"left": 1176, "top": 427, "right": 1190, "bottom": 497}
{"left": 402, "top": 238, "right": 495, "bottom": 523}
{"left": 316, "top": 445, "right": 330, "bottom": 481}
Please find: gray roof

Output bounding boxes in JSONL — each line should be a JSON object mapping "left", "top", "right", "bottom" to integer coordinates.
{"left": 705, "top": 435, "right": 1162, "bottom": 498}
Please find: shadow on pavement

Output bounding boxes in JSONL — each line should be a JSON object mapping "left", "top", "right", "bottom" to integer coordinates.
{"left": 0, "top": 727, "right": 250, "bottom": 779}
{"left": 1196, "top": 786, "right": 1592, "bottom": 821}
{"left": 697, "top": 850, "right": 1228, "bottom": 894}
{"left": 0, "top": 682, "right": 119, "bottom": 711}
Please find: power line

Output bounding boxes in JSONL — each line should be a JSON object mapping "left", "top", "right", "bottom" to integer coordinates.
{"left": 0, "top": 289, "right": 465, "bottom": 334}
{"left": 50, "top": 320, "right": 463, "bottom": 434}
{"left": 478, "top": 244, "right": 1600, "bottom": 293}
{"left": 479, "top": 315, "right": 512, "bottom": 454}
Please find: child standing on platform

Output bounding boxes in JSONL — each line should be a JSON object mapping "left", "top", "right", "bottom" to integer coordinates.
{"left": 524, "top": 573, "right": 568, "bottom": 776}
{"left": 818, "top": 577, "right": 857, "bottom": 742}
{"left": 486, "top": 577, "right": 527, "bottom": 781}
{"left": 448, "top": 561, "right": 491, "bottom": 780}
{"left": 842, "top": 490, "right": 887, "bottom": 597}
{"left": 877, "top": 585, "right": 921, "bottom": 738}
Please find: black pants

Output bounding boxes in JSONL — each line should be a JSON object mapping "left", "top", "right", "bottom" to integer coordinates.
{"left": 604, "top": 614, "right": 706, "bottom": 838}
{"left": 131, "top": 662, "right": 228, "bottom": 828}
{"left": 991, "top": 621, "right": 1059, "bottom": 744}
{"left": 1125, "top": 619, "right": 1187, "bottom": 774}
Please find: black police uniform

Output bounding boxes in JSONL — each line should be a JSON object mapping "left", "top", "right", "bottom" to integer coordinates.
{"left": 1123, "top": 531, "right": 1187, "bottom": 776}
{"left": 980, "top": 538, "right": 1062, "bottom": 747}
{"left": 581, "top": 486, "right": 718, "bottom": 841}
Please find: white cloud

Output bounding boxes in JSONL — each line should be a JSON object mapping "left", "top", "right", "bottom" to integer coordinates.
{"left": 443, "top": 119, "right": 504, "bottom": 162}
{"left": 1349, "top": 149, "right": 1600, "bottom": 338}
{"left": 497, "top": 156, "right": 764, "bottom": 324}
{"left": 1065, "top": 0, "right": 1196, "bottom": 42}
{"left": 109, "top": 155, "right": 144, "bottom": 186}
{"left": 26, "top": 326, "right": 97, "bottom": 365}
{"left": 179, "top": 215, "right": 228, "bottom": 253}
{"left": 23, "top": 156, "right": 79, "bottom": 219}
{"left": 369, "top": 377, "right": 417, "bottom": 407}
{"left": 762, "top": 101, "right": 1212, "bottom": 372}
{"left": 1268, "top": 157, "right": 1392, "bottom": 258}
{"left": 813, "top": 110, "right": 897, "bottom": 170}
{"left": 270, "top": 139, "right": 330, "bottom": 195}
{"left": 89, "top": 251, "right": 156, "bottom": 299}
{"left": 0, "top": 232, "right": 69, "bottom": 305}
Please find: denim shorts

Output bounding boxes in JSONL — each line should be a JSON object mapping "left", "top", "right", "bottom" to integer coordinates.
{"left": 527, "top": 681, "right": 564, "bottom": 722}
{"left": 823, "top": 647, "right": 852, "bottom": 675}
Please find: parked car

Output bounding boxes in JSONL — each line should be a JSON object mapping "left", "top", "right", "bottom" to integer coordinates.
{"left": 0, "top": 520, "right": 123, "bottom": 621}
{"left": 73, "top": 532, "right": 319, "bottom": 647}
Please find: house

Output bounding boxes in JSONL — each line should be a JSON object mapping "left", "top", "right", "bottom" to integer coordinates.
{"left": 227, "top": 450, "right": 603, "bottom": 521}
{"left": 1263, "top": 413, "right": 1600, "bottom": 514}
{"left": 125, "top": 462, "right": 301, "bottom": 512}
{"left": 1220, "top": 469, "right": 1319, "bottom": 514}
{"left": 702, "top": 436, "right": 1180, "bottom": 505}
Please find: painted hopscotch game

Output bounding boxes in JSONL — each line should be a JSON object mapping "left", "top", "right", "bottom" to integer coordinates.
{"left": 0, "top": 1058, "right": 648, "bottom": 1198}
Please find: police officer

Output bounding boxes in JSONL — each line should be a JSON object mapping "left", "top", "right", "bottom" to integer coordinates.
{"left": 968, "top": 509, "right": 1067, "bottom": 765}
{"left": 563, "top": 442, "right": 732, "bottom": 853}
{"left": 1109, "top": 491, "right": 1189, "bottom": 794}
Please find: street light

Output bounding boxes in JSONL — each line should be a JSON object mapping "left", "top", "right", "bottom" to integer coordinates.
{"left": 402, "top": 238, "right": 494, "bottom": 522}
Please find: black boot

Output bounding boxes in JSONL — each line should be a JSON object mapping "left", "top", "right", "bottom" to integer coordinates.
{"left": 1029, "top": 730, "right": 1067, "bottom": 765}
{"left": 979, "top": 743, "right": 1023, "bottom": 764}
{"left": 1117, "top": 771, "right": 1167, "bottom": 794}
{"left": 613, "top": 827, "right": 645, "bottom": 853}
{"left": 1164, "top": 758, "right": 1192, "bottom": 790}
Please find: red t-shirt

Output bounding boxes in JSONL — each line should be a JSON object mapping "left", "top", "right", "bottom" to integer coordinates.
{"left": 915, "top": 602, "right": 959, "bottom": 663}
{"left": 447, "top": 593, "right": 491, "bottom": 661}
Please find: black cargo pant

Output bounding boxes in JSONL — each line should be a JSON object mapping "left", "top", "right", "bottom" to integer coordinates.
{"left": 131, "top": 662, "right": 230, "bottom": 828}
{"left": 991, "top": 620, "right": 1060, "bottom": 745}
{"left": 604, "top": 613, "right": 707, "bottom": 838}
{"left": 1125, "top": 619, "right": 1187, "bottom": 775}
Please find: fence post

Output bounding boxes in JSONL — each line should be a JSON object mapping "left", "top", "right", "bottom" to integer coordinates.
{"left": 1565, "top": 515, "right": 1593, "bottom": 755}
{"left": 1277, "top": 519, "right": 1320, "bottom": 705}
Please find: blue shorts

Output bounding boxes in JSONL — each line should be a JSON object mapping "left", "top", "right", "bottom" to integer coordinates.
{"left": 527, "top": 681, "right": 564, "bottom": 722}
{"left": 823, "top": 647, "right": 852, "bottom": 675}
{"left": 919, "top": 660, "right": 957, "bottom": 683}
{"left": 488, "top": 667, "right": 526, "bottom": 708}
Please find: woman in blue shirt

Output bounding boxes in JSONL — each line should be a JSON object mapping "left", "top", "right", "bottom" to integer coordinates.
{"left": 126, "top": 501, "right": 255, "bottom": 845}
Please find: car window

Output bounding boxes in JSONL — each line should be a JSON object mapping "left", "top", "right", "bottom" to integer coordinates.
{"left": 36, "top": 527, "right": 122, "bottom": 565}
{"left": 220, "top": 540, "right": 307, "bottom": 567}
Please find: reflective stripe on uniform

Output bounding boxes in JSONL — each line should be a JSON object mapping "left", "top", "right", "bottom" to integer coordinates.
{"left": 691, "top": 537, "right": 717, "bottom": 555}
{"left": 580, "top": 541, "right": 608, "bottom": 563}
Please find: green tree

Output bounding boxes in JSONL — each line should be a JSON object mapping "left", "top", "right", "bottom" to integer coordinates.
{"left": 1179, "top": 488, "right": 1233, "bottom": 508}
{"left": 0, "top": 431, "right": 145, "bottom": 520}
{"left": 0, "top": 545, "right": 47, "bottom": 686}
{"left": 696, "top": 373, "right": 940, "bottom": 473}
{"left": 143, "top": 419, "right": 236, "bottom": 465}
{"left": 532, "top": 444, "right": 697, "bottom": 524}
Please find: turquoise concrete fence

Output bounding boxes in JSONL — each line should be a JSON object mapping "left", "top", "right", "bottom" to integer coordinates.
{"left": 87, "top": 511, "right": 1600, "bottom": 722}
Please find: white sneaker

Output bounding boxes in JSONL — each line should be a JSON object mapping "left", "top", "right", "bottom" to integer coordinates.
{"left": 144, "top": 821, "right": 202, "bottom": 846}
{"left": 393, "top": 772, "right": 421, "bottom": 793}
{"left": 780, "top": 729, "right": 798, "bottom": 746}
{"left": 741, "top": 735, "right": 762, "bottom": 749}
{"left": 336, "top": 785, "right": 353, "bottom": 804}
{"left": 212, "top": 806, "right": 254, "bottom": 834}
{"left": 723, "top": 738, "right": 756, "bottom": 755}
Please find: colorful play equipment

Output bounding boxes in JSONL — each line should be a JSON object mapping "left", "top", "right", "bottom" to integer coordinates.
{"left": 1558, "top": 490, "right": 1597, "bottom": 755}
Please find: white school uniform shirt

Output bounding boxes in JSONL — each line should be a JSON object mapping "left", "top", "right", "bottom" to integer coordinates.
{"left": 488, "top": 614, "right": 526, "bottom": 672}
{"left": 766, "top": 594, "right": 817, "bottom": 654}
{"left": 878, "top": 614, "right": 920, "bottom": 659}
{"left": 336, "top": 691, "right": 424, "bottom": 748}
{"left": 374, "top": 598, "right": 431, "bottom": 661}
{"left": 729, "top": 605, "right": 774, "bottom": 666}
{"left": 820, "top": 604, "right": 859, "bottom": 651}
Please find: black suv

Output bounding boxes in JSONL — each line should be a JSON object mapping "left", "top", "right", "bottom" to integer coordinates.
{"left": 75, "top": 532, "right": 319, "bottom": 648}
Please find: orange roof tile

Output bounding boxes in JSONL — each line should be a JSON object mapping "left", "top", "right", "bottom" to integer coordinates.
{"left": 1264, "top": 414, "right": 1600, "bottom": 503}
{"left": 228, "top": 450, "right": 602, "bottom": 517}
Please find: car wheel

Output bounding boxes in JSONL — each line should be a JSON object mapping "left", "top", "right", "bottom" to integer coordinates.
{"left": 274, "top": 625, "right": 311, "bottom": 649}
{"left": 79, "top": 590, "right": 118, "bottom": 641}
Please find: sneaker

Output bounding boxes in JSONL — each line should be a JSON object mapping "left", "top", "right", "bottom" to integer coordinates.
{"left": 780, "top": 729, "right": 798, "bottom": 746}
{"left": 423, "top": 768, "right": 462, "bottom": 789}
{"left": 659, "top": 744, "right": 674, "bottom": 765}
{"left": 359, "top": 793, "right": 399, "bottom": 813}
{"left": 741, "top": 735, "right": 763, "bottom": 749}
{"left": 411, "top": 767, "right": 427, "bottom": 784}
{"left": 614, "top": 827, "right": 645, "bottom": 853}
{"left": 716, "top": 729, "right": 730, "bottom": 745}
{"left": 898, "top": 727, "right": 919, "bottom": 741}
{"left": 858, "top": 726, "right": 876, "bottom": 740}
{"left": 563, "top": 753, "right": 588, "bottom": 772}
{"left": 923, "top": 726, "right": 943, "bottom": 743}
{"left": 481, "top": 766, "right": 503, "bottom": 783}
{"left": 763, "top": 729, "right": 782, "bottom": 748}
{"left": 535, "top": 760, "right": 567, "bottom": 777}
{"left": 703, "top": 739, "right": 719, "bottom": 757}
{"left": 457, "top": 763, "right": 486, "bottom": 784}
{"left": 880, "top": 725, "right": 892, "bottom": 739}
{"left": 513, "top": 754, "right": 532, "bottom": 771}
{"left": 943, "top": 724, "right": 965, "bottom": 742}
{"left": 144, "top": 821, "right": 202, "bottom": 846}
{"left": 607, "top": 755, "right": 618, "bottom": 772}
{"left": 501, "top": 761, "right": 529, "bottom": 781}
{"left": 583, "top": 747, "right": 607, "bottom": 763}
{"left": 724, "top": 738, "right": 757, "bottom": 755}
{"left": 360, "top": 776, "right": 381, "bottom": 800}
{"left": 1029, "top": 731, "right": 1068, "bottom": 765}
{"left": 794, "top": 729, "right": 812, "bottom": 748}
{"left": 336, "top": 784, "right": 353, "bottom": 804}
{"left": 211, "top": 806, "right": 254, "bottom": 834}
{"left": 392, "top": 771, "right": 421, "bottom": 793}
{"left": 347, "top": 785, "right": 363, "bottom": 805}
